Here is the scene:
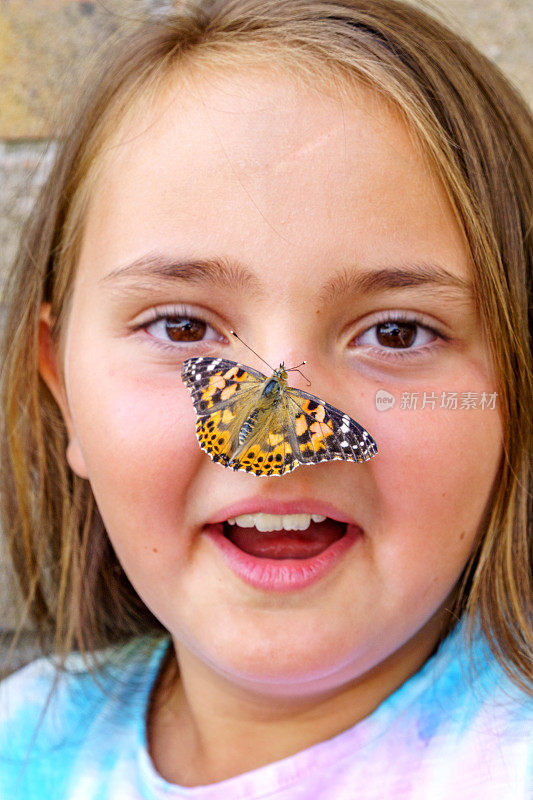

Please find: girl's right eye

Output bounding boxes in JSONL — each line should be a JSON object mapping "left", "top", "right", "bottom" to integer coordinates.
{"left": 136, "top": 309, "right": 223, "bottom": 347}
{"left": 149, "top": 316, "right": 208, "bottom": 342}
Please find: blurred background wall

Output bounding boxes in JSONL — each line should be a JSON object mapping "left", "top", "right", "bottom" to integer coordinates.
{"left": 0, "top": 0, "right": 531, "bottom": 665}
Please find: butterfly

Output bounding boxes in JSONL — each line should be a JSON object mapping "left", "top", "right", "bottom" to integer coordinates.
{"left": 181, "top": 355, "right": 378, "bottom": 477}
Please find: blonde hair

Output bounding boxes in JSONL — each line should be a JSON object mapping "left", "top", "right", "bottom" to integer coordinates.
{"left": 1, "top": 0, "right": 531, "bottom": 691}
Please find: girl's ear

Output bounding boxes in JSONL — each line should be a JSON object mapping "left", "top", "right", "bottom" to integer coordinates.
{"left": 38, "top": 304, "right": 89, "bottom": 479}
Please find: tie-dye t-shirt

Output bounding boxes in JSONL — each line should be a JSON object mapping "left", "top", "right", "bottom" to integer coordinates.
{"left": 0, "top": 620, "right": 531, "bottom": 799}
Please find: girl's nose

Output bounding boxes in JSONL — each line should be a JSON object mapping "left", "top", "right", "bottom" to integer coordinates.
{"left": 233, "top": 326, "right": 310, "bottom": 379}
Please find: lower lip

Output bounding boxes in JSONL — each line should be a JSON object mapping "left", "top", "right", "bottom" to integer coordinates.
{"left": 204, "top": 524, "right": 363, "bottom": 592}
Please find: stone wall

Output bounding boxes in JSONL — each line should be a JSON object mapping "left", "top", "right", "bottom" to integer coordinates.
{"left": 1, "top": 0, "right": 532, "bottom": 293}
{"left": 0, "top": 0, "right": 531, "bottom": 662}
{"left": 1, "top": 0, "right": 532, "bottom": 283}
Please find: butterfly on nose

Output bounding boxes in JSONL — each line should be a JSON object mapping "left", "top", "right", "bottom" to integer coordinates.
{"left": 181, "top": 356, "right": 378, "bottom": 477}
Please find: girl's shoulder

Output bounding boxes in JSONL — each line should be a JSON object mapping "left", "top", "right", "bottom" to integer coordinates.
{"left": 423, "top": 619, "right": 533, "bottom": 721}
{"left": 0, "top": 653, "right": 64, "bottom": 746}
{"left": 0, "top": 635, "right": 170, "bottom": 761}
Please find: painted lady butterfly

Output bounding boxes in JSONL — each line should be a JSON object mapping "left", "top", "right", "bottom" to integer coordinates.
{"left": 181, "top": 356, "right": 378, "bottom": 477}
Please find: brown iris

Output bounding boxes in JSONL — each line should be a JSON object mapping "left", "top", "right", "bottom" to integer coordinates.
{"left": 376, "top": 320, "right": 416, "bottom": 348}
{"left": 166, "top": 317, "right": 206, "bottom": 342}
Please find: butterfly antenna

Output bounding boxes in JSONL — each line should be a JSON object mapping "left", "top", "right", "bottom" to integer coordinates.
{"left": 286, "top": 361, "right": 311, "bottom": 386}
{"left": 230, "top": 331, "right": 275, "bottom": 372}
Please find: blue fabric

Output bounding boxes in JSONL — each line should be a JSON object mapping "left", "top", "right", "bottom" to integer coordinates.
{"left": 1, "top": 622, "right": 531, "bottom": 799}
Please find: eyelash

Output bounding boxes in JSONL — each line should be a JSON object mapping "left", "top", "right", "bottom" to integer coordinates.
{"left": 133, "top": 306, "right": 446, "bottom": 361}
{"left": 350, "top": 310, "right": 447, "bottom": 362}
{"left": 132, "top": 305, "right": 224, "bottom": 353}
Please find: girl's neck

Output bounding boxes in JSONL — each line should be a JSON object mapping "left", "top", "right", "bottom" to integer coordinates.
{"left": 146, "top": 613, "right": 447, "bottom": 787}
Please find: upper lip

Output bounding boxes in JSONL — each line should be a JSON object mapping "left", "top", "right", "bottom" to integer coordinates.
{"left": 205, "top": 498, "right": 361, "bottom": 527}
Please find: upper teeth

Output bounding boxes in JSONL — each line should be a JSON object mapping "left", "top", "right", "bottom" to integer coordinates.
{"left": 226, "top": 513, "right": 326, "bottom": 532}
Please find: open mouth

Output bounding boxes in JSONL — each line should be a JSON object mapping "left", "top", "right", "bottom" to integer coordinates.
{"left": 205, "top": 508, "right": 362, "bottom": 591}
{"left": 222, "top": 513, "right": 348, "bottom": 560}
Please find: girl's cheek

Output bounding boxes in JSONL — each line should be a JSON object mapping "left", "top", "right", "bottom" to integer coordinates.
{"left": 68, "top": 357, "right": 199, "bottom": 488}
{"left": 68, "top": 375, "right": 202, "bottom": 565}
{"left": 370, "top": 402, "right": 501, "bottom": 522}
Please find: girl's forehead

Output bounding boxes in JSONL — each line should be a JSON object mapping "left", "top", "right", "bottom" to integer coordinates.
{"left": 100, "top": 69, "right": 405, "bottom": 186}
{"left": 77, "top": 67, "right": 467, "bottom": 288}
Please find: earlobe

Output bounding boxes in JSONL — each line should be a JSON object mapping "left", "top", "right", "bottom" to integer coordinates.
{"left": 65, "top": 437, "right": 90, "bottom": 480}
{"left": 38, "top": 304, "right": 89, "bottom": 479}
{"left": 38, "top": 304, "right": 67, "bottom": 415}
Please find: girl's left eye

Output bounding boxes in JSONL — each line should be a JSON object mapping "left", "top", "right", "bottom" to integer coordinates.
{"left": 350, "top": 312, "right": 446, "bottom": 361}
{"left": 356, "top": 318, "right": 436, "bottom": 349}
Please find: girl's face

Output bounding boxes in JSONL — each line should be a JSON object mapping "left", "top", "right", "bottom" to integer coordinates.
{"left": 43, "top": 69, "right": 501, "bottom": 699}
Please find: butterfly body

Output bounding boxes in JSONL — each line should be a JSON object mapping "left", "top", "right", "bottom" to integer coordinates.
{"left": 230, "top": 366, "right": 288, "bottom": 461}
{"left": 182, "top": 357, "right": 378, "bottom": 477}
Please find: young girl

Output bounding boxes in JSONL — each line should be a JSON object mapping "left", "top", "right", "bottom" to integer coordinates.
{"left": 1, "top": 0, "right": 531, "bottom": 797}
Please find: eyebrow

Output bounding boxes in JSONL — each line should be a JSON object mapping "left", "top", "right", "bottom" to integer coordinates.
{"left": 100, "top": 253, "right": 264, "bottom": 297}
{"left": 100, "top": 253, "right": 472, "bottom": 301}
{"left": 318, "top": 263, "right": 472, "bottom": 303}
